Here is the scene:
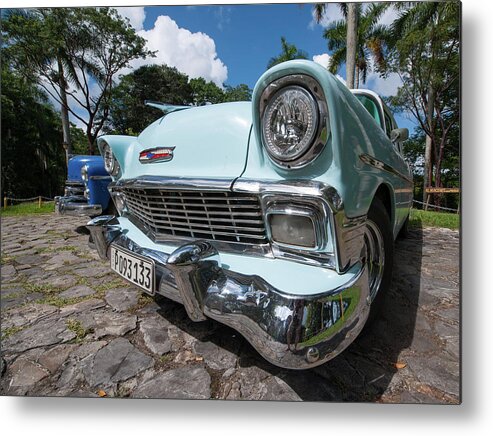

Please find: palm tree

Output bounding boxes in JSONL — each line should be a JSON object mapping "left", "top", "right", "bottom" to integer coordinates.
{"left": 388, "top": 1, "right": 460, "bottom": 201}
{"left": 267, "top": 37, "right": 308, "bottom": 69}
{"left": 314, "top": 3, "right": 390, "bottom": 89}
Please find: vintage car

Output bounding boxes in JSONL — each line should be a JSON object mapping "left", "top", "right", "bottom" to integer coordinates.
{"left": 86, "top": 60, "right": 412, "bottom": 369}
{"left": 55, "top": 155, "right": 113, "bottom": 217}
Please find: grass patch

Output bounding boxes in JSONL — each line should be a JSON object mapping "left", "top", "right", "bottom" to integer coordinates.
{"left": 1, "top": 201, "right": 54, "bottom": 216}
{"left": 22, "top": 282, "right": 59, "bottom": 295}
{"left": 66, "top": 319, "right": 89, "bottom": 343}
{"left": 127, "top": 293, "right": 155, "bottom": 314}
{"left": 1, "top": 253, "right": 16, "bottom": 264}
{"left": 35, "top": 294, "right": 91, "bottom": 308}
{"left": 93, "top": 278, "right": 125, "bottom": 296}
{"left": 36, "top": 245, "right": 78, "bottom": 254}
{"left": 1, "top": 325, "right": 25, "bottom": 340}
{"left": 409, "top": 208, "right": 459, "bottom": 230}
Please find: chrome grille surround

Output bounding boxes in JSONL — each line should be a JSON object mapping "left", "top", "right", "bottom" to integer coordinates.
{"left": 110, "top": 176, "right": 367, "bottom": 273}
{"left": 118, "top": 187, "right": 268, "bottom": 246}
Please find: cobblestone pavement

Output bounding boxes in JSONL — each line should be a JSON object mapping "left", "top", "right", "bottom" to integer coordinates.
{"left": 0, "top": 214, "right": 460, "bottom": 402}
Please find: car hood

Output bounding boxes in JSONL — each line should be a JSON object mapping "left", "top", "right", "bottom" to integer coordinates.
{"left": 67, "top": 155, "right": 104, "bottom": 182}
{"left": 117, "top": 102, "right": 253, "bottom": 182}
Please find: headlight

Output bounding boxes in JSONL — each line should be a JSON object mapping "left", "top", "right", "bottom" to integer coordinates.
{"left": 262, "top": 86, "right": 318, "bottom": 163}
{"left": 102, "top": 142, "right": 120, "bottom": 176}
{"left": 259, "top": 74, "right": 329, "bottom": 169}
{"left": 268, "top": 213, "right": 316, "bottom": 248}
{"left": 81, "top": 165, "right": 88, "bottom": 183}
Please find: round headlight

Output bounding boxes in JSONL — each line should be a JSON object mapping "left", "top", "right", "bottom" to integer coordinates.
{"left": 81, "top": 165, "right": 88, "bottom": 183}
{"left": 102, "top": 142, "right": 119, "bottom": 176}
{"left": 262, "top": 85, "right": 319, "bottom": 163}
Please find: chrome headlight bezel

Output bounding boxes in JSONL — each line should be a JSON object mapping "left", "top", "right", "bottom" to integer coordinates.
{"left": 101, "top": 141, "right": 120, "bottom": 177}
{"left": 259, "top": 74, "right": 329, "bottom": 169}
{"left": 81, "top": 164, "right": 89, "bottom": 183}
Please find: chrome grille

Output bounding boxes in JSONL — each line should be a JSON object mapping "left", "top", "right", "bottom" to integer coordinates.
{"left": 122, "top": 188, "right": 268, "bottom": 244}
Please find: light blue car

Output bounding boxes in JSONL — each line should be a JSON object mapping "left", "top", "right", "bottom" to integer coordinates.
{"left": 87, "top": 60, "right": 412, "bottom": 369}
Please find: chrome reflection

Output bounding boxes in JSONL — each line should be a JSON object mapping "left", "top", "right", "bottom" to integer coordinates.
{"left": 88, "top": 216, "right": 370, "bottom": 369}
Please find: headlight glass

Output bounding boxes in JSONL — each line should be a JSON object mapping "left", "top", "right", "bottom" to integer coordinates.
{"left": 268, "top": 214, "right": 316, "bottom": 248}
{"left": 102, "top": 142, "right": 120, "bottom": 176}
{"left": 262, "top": 85, "right": 318, "bottom": 162}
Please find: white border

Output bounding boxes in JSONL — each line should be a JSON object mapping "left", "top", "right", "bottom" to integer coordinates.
{"left": 2, "top": 0, "right": 491, "bottom": 435}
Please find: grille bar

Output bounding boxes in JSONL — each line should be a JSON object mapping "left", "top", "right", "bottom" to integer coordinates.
{"left": 122, "top": 187, "right": 268, "bottom": 244}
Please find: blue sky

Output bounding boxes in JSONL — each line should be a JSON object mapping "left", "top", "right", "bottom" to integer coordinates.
{"left": 40, "top": 3, "right": 413, "bottom": 133}
{"left": 114, "top": 3, "right": 415, "bottom": 133}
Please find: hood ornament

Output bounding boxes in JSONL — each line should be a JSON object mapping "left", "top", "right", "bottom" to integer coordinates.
{"left": 139, "top": 146, "right": 175, "bottom": 163}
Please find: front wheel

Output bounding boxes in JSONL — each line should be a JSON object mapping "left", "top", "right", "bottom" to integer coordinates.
{"left": 364, "top": 197, "right": 394, "bottom": 325}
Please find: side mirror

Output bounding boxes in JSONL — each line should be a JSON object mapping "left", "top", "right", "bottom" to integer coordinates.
{"left": 390, "top": 128, "right": 409, "bottom": 143}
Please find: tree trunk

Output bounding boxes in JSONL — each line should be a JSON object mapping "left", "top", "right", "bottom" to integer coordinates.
{"left": 355, "top": 66, "right": 360, "bottom": 89}
{"left": 57, "top": 58, "right": 72, "bottom": 162}
{"left": 422, "top": 84, "right": 435, "bottom": 204}
{"left": 346, "top": 3, "right": 358, "bottom": 89}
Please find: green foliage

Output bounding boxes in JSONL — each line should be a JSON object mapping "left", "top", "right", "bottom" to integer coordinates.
{"left": 386, "top": 1, "right": 460, "bottom": 194}
{"left": 189, "top": 77, "right": 227, "bottom": 106}
{"left": 224, "top": 84, "right": 252, "bottom": 102}
{"left": 0, "top": 201, "right": 55, "bottom": 216}
{"left": 267, "top": 36, "right": 308, "bottom": 69}
{"left": 1, "top": 62, "right": 65, "bottom": 199}
{"left": 320, "top": 3, "right": 390, "bottom": 87}
{"left": 108, "top": 64, "right": 194, "bottom": 134}
{"left": 409, "top": 209, "right": 459, "bottom": 230}
{"left": 106, "top": 65, "right": 253, "bottom": 134}
{"left": 3, "top": 7, "right": 153, "bottom": 151}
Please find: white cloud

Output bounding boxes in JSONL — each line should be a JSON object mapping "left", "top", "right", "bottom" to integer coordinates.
{"left": 116, "top": 6, "right": 146, "bottom": 31}
{"left": 312, "top": 53, "right": 346, "bottom": 85}
{"left": 312, "top": 53, "right": 331, "bottom": 69}
{"left": 310, "top": 2, "right": 399, "bottom": 29}
{"left": 363, "top": 71, "right": 402, "bottom": 97}
{"left": 124, "top": 15, "right": 228, "bottom": 86}
{"left": 378, "top": 4, "right": 399, "bottom": 26}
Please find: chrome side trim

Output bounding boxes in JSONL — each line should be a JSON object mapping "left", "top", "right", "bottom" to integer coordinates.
{"left": 359, "top": 153, "right": 413, "bottom": 184}
{"left": 87, "top": 217, "right": 371, "bottom": 370}
{"left": 258, "top": 74, "right": 330, "bottom": 169}
{"left": 89, "top": 175, "right": 112, "bottom": 181}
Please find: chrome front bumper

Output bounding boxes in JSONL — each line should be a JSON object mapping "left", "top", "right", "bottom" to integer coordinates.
{"left": 55, "top": 196, "right": 102, "bottom": 217}
{"left": 87, "top": 215, "right": 370, "bottom": 370}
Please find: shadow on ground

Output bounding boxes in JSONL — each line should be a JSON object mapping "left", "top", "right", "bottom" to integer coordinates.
{"left": 152, "top": 225, "right": 424, "bottom": 401}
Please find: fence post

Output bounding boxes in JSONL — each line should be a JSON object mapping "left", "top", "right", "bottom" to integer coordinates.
{"left": 3, "top": 197, "right": 7, "bottom": 210}
{"left": 38, "top": 196, "right": 42, "bottom": 209}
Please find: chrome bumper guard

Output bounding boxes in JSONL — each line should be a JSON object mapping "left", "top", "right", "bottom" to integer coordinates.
{"left": 87, "top": 215, "right": 370, "bottom": 370}
{"left": 55, "top": 196, "right": 102, "bottom": 217}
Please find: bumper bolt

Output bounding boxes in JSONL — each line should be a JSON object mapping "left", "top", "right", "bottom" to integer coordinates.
{"left": 306, "top": 347, "right": 320, "bottom": 363}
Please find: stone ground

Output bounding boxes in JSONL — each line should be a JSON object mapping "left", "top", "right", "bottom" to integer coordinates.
{"left": 0, "top": 214, "right": 460, "bottom": 403}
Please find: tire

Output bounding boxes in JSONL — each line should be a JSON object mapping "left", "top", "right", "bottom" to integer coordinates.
{"left": 364, "top": 197, "right": 394, "bottom": 326}
{"left": 397, "top": 214, "right": 410, "bottom": 239}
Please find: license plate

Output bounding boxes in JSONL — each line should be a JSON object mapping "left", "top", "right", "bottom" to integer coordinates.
{"left": 110, "top": 246, "right": 155, "bottom": 295}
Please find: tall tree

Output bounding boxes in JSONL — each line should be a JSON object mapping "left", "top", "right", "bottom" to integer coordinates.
{"left": 387, "top": 1, "right": 460, "bottom": 202}
{"left": 345, "top": 3, "right": 358, "bottom": 89}
{"left": 315, "top": 3, "right": 389, "bottom": 88}
{"left": 1, "top": 63, "right": 66, "bottom": 199}
{"left": 3, "top": 7, "right": 153, "bottom": 154}
{"left": 189, "top": 77, "right": 226, "bottom": 106}
{"left": 267, "top": 36, "right": 308, "bottom": 69}
{"left": 224, "top": 84, "right": 252, "bottom": 102}
{"left": 108, "top": 64, "right": 193, "bottom": 135}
